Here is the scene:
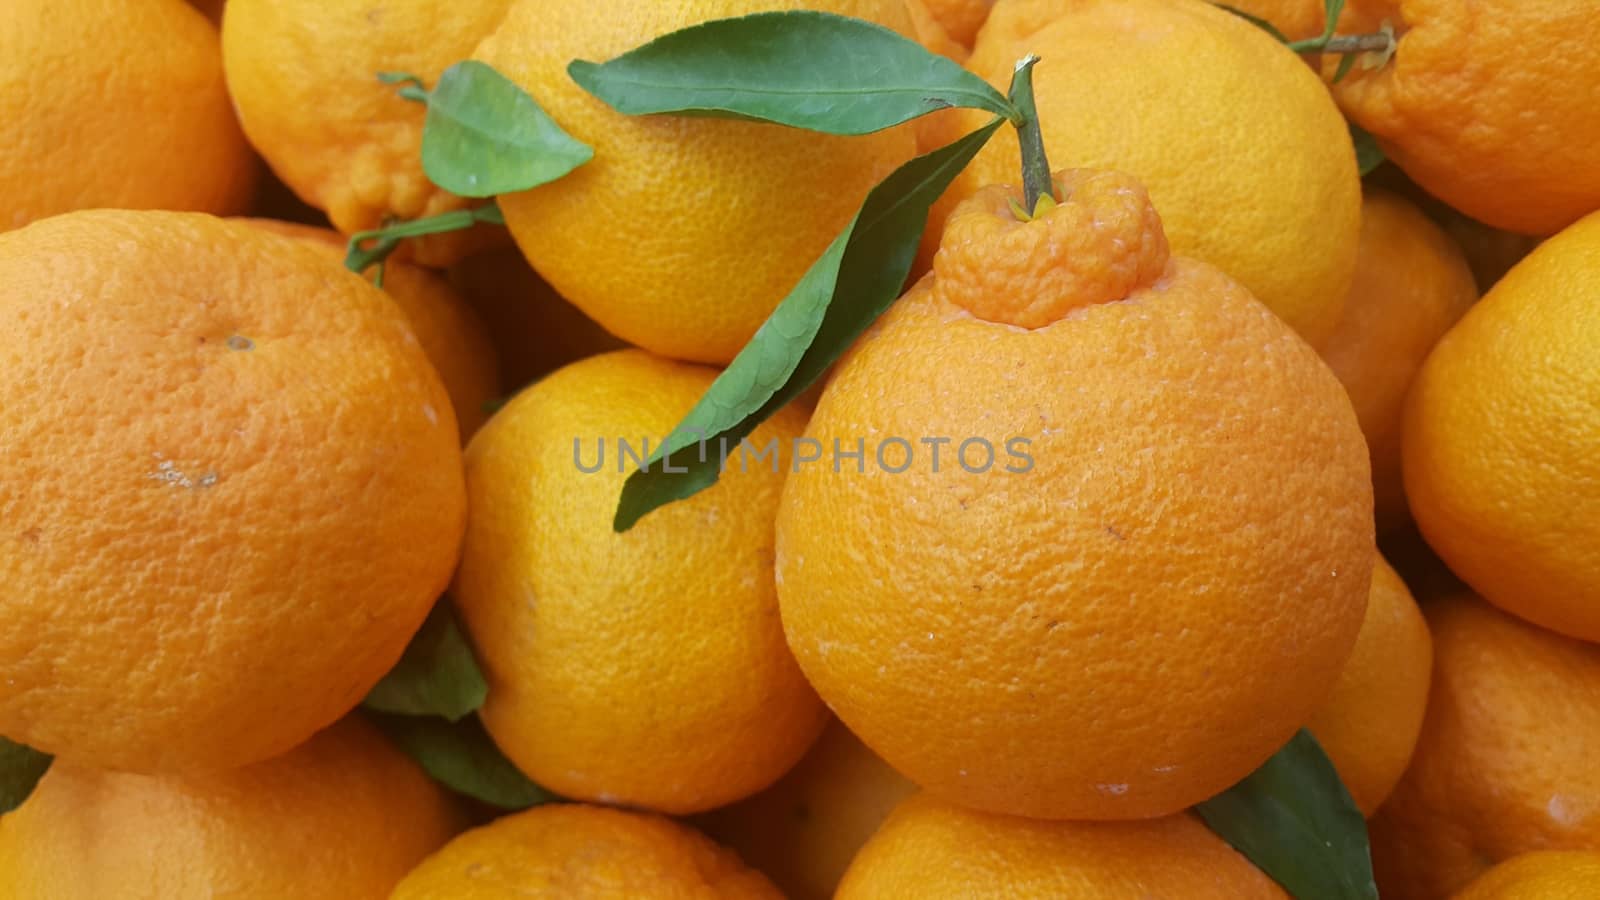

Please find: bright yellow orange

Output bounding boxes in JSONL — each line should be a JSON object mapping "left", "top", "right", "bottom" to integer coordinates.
{"left": 938, "top": 0, "right": 1362, "bottom": 346}
{"left": 0, "top": 211, "right": 466, "bottom": 773}
{"left": 1404, "top": 210, "right": 1600, "bottom": 642}
{"left": 1, "top": 0, "right": 255, "bottom": 230}
{"left": 454, "top": 350, "right": 826, "bottom": 815}
{"left": 1304, "top": 554, "right": 1432, "bottom": 815}
{"left": 0, "top": 717, "right": 466, "bottom": 899}
{"left": 1329, "top": 0, "right": 1600, "bottom": 235}
{"left": 1369, "top": 596, "right": 1600, "bottom": 899}
{"left": 242, "top": 219, "right": 500, "bottom": 441}
{"left": 1453, "top": 852, "right": 1600, "bottom": 900}
{"left": 697, "top": 719, "right": 917, "bottom": 900}
{"left": 221, "top": 0, "right": 513, "bottom": 266}
{"left": 390, "top": 803, "right": 783, "bottom": 899}
{"left": 836, "top": 794, "right": 1287, "bottom": 898}
{"left": 778, "top": 170, "right": 1372, "bottom": 821}
{"left": 473, "top": 0, "right": 920, "bottom": 364}
{"left": 1319, "top": 189, "right": 1477, "bottom": 533}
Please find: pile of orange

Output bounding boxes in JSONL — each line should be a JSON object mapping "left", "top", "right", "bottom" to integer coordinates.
{"left": 2, "top": 0, "right": 1597, "bottom": 896}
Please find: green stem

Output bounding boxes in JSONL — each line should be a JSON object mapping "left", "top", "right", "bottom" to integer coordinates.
{"left": 1287, "top": 29, "right": 1393, "bottom": 55}
{"left": 1007, "top": 55, "right": 1054, "bottom": 216}
{"left": 344, "top": 203, "right": 505, "bottom": 277}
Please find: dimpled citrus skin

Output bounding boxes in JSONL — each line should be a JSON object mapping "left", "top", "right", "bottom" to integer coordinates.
{"left": 1369, "top": 597, "right": 1600, "bottom": 900}
{"left": 920, "top": 0, "right": 995, "bottom": 45}
{"left": 1320, "top": 189, "right": 1477, "bottom": 533}
{"left": 222, "top": 0, "right": 513, "bottom": 266}
{"left": 0, "top": 210, "right": 466, "bottom": 774}
{"left": 1453, "top": 852, "right": 1600, "bottom": 900}
{"left": 1, "top": 0, "right": 255, "bottom": 230}
{"left": 390, "top": 804, "right": 783, "bottom": 899}
{"left": 241, "top": 219, "right": 501, "bottom": 441}
{"left": 696, "top": 718, "right": 918, "bottom": 900}
{"left": 836, "top": 794, "right": 1287, "bottom": 898}
{"left": 1304, "top": 554, "right": 1432, "bottom": 815}
{"left": 454, "top": 350, "right": 826, "bottom": 815}
{"left": 938, "top": 0, "right": 1361, "bottom": 346}
{"left": 473, "top": 0, "right": 919, "bottom": 365}
{"left": 1403, "top": 211, "right": 1600, "bottom": 642}
{"left": 0, "top": 718, "right": 466, "bottom": 900}
{"left": 1329, "top": 0, "right": 1600, "bottom": 236}
{"left": 778, "top": 172, "right": 1373, "bottom": 820}
{"left": 1201, "top": 0, "right": 1325, "bottom": 39}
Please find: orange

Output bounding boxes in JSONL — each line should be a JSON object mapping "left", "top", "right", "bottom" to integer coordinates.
{"left": 1364, "top": 167, "right": 1541, "bottom": 293}
{"left": 1328, "top": 0, "right": 1600, "bottom": 236}
{"left": 453, "top": 350, "right": 826, "bottom": 814}
{"left": 937, "top": 0, "right": 1361, "bottom": 346}
{"left": 0, "top": 210, "right": 466, "bottom": 773}
{"left": 1403, "top": 210, "right": 1600, "bottom": 642}
{"left": 472, "top": 0, "right": 920, "bottom": 365}
{"left": 1453, "top": 852, "right": 1600, "bottom": 900}
{"left": 919, "top": 0, "right": 995, "bottom": 46}
{"left": 221, "top": 0, "right": 513, "bottom": 266}
{"left": 447, "top": 247, "right": 627, "bottom": 393}
{"left": 1, "top": 0, "right": 255, "bottom": 230}
{"left": 1319, "top": 188, "right": 1477, "bottom": 533}
{"left": 189, "top": 0, "right": 226, "bottom": 21}
{"left": 1369, "top": 596, "right": 1600, "bottom": 899}
{"left": 777, "top": 170, "right": 1372, "bottom": 820}
{"left": 242, "top": 219, "right": 500, "bottom": 440}
{"left": 836, "top": 794, "right": 1287, "bottom": 898}
{"left": 0, "top": 717, "right": 466, "bottom": 899}
{"left": 390, "top": 803, "right": 782, "bottom": 898}
{"left": 905, "top": 0, "right": 971, "bottom": 61}
{"left": 1304, "top": 553, "right": 1432, "bottom": 815}
{"left": 696, "top": 718, "right": 917, "bottom": 900}
{"left": 1205, "top": 0, "right": 1325, "bottom": 40}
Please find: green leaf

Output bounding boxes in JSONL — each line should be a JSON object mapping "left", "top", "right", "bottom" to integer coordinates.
{"left": 569, "top": 11, "right": 1018, "bottom": 135}
{"left": 1214, "top": 4, "right": 1291, "bottom": 43}
{"left": 421, "top": 60, "right": 592, "bottom": 198}
{"left": 1322, "top": 0, "right": 1347, "bottom": 39}
{"left": 1332, "top": 50, "right": 1360, "bottom": 84}
{"left": 374, "top": 714, "right": 552, "bottom": 811}
{"left": 612, "top": 117, "right": 1005, "bottom": 532}
{"left": 344, "top": 202, "right": 506, "bottom": 277}
{"left": 1196, "top": 730, "right": 1378, "bottom": 900}
{"left": 363, "top": 600, "right": 488, "bottom": 722}
{"left": 1, "top": 738, "right": 52, "bottom": 814}
{"left": 1350, "top": 121, "right": 1385, "bottom": 176}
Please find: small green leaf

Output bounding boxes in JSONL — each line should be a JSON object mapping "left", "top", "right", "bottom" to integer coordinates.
{"left": 1332, "top": 50, "right": 1360, "bottom": 84}
{"left": 1350, "top": 121, "right": 1385, "bottom": 176}
{"left": 421, "top": 60, "right": 592, "bottom": 198}
{"left": 344, "top": 202, "right": 506, "bottom": 277}
{"left": 374, "top": 714, "right": 552, "bottom": 811}
{"left": 1196, "top": 730, "right": 1377, "bottom": 900}
{"left": 1322, "top": 0, "right": 1347, "bottom": 39}
{"left": 612, "top": 118, "right": 1005, "bottom": 532}
{"left": 1214, "top": 4, "right": 1291, "bottom": 43}
{"left": 569, "top": 11, "right": 1018, "bottom": 135}
{"left": 363, "top": 600, "right": 487, "bottom": 722}
{"left": 1, "top": 737, "right": 52, "bottom": 814}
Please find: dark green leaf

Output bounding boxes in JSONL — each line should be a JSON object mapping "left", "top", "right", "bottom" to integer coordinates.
{"left": 1, "top": 738, "right": 51, "bottom": 814}
{"left": 612, "top": 118, "right": 1005, "bottom": 531}
{"left": 421, "top": 60, "right": 592, "bottom": 198}
{"left": 569, "top": 11, "right": 1017, "bottom": 135}
{"left": 363, "top": 600, "right": 488, "bottom": 722}
{"left": 374, "top": 714, "right": 552, "bottom": 811}
{"left": 1196, "top": 730, "right": 1377, "bottom": 900}
{"left": 1350, "top": 121, "right": 1385, "bottom": 176}
{"left": 1323, "top": 0, "right": 1347, "bottom": 39}
{"left": 1214, "top": 4, "right": 1291, "bottom": 43}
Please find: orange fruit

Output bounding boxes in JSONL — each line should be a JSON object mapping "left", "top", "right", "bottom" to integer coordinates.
{"left": 0, "top": 210, "right": 465, "bottom": 773}
{"left": 1204, "top": 0, "right": 1325, "bottom": 40}
{"left": 919, "top": 0, "right": 995, "bottom": 46}
{"left": 1453, "top": 852, "right": 1600, "bottom": 900}
{"left": 1319, "top": 188, "right": 1477, "bottom": 533}
{"left": 1, "top": 0, "right": 254, "bottom": 230}
{"left": 391, "top": 803, "right": 782, "bottom": 898}
{"left": 905, "top": 0, "right": 972, "bottom": 61}
{"left": 1328, "top": 0, "right": 1600, "bottom": 236}
{"left": 1403, "top": 210, "right": 1600, "bottom": 642}
{"left": 189, "top": 0, "right": 226, "bottom": 21}
{"left": 221, "top": 0, "right": 513, "bottom": 266}
{"left": 1304, "top": 553, "right": 1432, "bottom": 815}
{"left": 0, "top": 717, "right": 466, "bottom": 899}
{"left": 1364, "top": 166, "right": 1541, "bottom": 293}
{"left": 777, "top": 169, "right": 1373, "bottom": 820}
{"left": 938, "top": 0, "right": 1362, "bottom": 346}
{"left": 696, "top": 718, "right": 918, "bottom": 900}
{"left": 241, "top": 219, "right": 500, "bottom": 441}
{"left": 472, "top": 0, "right": 920, "bottom": 365}
{"left": 836, "top": 794, "right": 1287, "bottom": 898}
{"left": 453, "top": 350, "right": 826, "bottom": 814}
{"left": 1369, "top": 596, "right": 1600, "bottom": 899}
